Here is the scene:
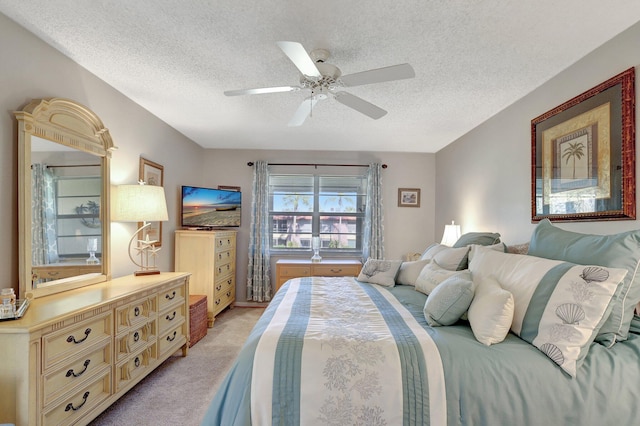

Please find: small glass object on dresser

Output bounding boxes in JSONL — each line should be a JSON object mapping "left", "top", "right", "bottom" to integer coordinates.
{"left": 86, "top": 237, "right": 100, "bottom": 264}
{"left": 311, "top": 236, "right": 322, "bottom": 263}
{"left": 0, "top": 288, "right": 16, "bottom": 318}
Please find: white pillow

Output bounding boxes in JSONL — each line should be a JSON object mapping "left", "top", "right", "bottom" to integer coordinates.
{"left": 396, "top": 259, "right": 431, "bottom": 286}
{"left": 468, "top": 278, "right": 514, "bottom": 345}
{"left": 415, "top": 261, "right": 470, "bottom": 295}
{"left": 420, "top": 243, "right": 470, "bottom": 271}
{"left": 469, "top": 245, "right": 627, "bottom": 377}
{"left": 357, "top": 258, "right": 402, "bottom": 287}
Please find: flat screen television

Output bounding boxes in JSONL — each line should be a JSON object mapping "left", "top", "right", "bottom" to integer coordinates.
{"left": 181, "top": 185, "right": 242, "bottom": 228}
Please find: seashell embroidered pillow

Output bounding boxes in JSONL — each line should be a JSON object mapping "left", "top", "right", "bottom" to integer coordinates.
{"left": 357, "top": 258, "right": 403, "bottom": 287}
{"left": 469, "top": 245, "right": 627, "bottom": 378}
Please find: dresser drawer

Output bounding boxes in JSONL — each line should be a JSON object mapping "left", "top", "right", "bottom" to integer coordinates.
{"left": 279, "top": 265, "right": 311, "bottom": 278}
{"left": 42, "top": 340, "right": 111, "bottom": 407}
{"left": 42, "top": 367, "right": 111, "bottom": 426}
{"left": 313, "top": 264, "right": 361, "bottom": 277}
{"left": 215, "top": 235, "right": 235, "bottom": 251}
{"left": 116, "top": 346, "right": 154, "bottom": 391}
{"left": 214, "top": 261, "right": 234, "bottom": 278}
{"left": 158, "top": 281, "right": 187, "bottom": 311}
{"left": 158, "top": 304, "right": 186, "bottom": 335}
{"left": 215, "top": 248, "right": 235, "bottom": 265}
{"left": 116, "top": 296, "right": 155, "bottom": 333}
{"left": 158, "top": 323, "right": 186, "bottom": 357}
{"left": 43, "top": 312, "right": 113, "bottom": 370}
{"left": 116, "top": 322, "right": 154, "bottom": 362}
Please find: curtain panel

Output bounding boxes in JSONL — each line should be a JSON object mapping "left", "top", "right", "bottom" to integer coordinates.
{"left": 362, "top": 163, "right": 384, "bottom": 261}
{"left": 247, "top": 160, "right": 272, "bottom": 302}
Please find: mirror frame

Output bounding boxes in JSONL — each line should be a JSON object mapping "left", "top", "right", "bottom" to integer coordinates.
{"left": 15, "top": 98, "right": 115, "bottom": 298}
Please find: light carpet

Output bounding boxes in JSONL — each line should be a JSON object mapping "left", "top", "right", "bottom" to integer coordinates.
{"left": 90, "top": 306, "right": 264, "bottom": 426}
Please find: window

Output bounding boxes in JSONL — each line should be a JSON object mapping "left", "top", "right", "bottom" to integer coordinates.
{"left": 269, "top": 173, "right": 367, "bottom": 254}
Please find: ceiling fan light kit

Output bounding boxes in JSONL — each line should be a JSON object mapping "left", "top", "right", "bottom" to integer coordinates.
{"left": 224, "top": 41, "right": 415, "bottom": 126}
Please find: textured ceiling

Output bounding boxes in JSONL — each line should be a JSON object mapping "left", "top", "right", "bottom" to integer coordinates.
{"left": 2, "top": 1, "right": 640, "bottom": 153}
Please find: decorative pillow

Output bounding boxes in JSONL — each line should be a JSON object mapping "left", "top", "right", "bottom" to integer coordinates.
{"left": 528, "top": 218, "right": 640, "bottom": 346}
{"left": 419, "top": 243, "right": 448, "bottom": 261}
{"left": 467, "top": 242, "right": 507, "bottom": 264}
{"left": 415, "top": 261, "right": 471, "bottom": 295}
{"left": 469, "top": 245, "right": 627, "bottom": 377}
{"left": 423, "top": 275, "right": 474, "bottom": 326}
{"left": 467, "top": 278, "right": 514, "bottom": 345}
{"left": 357, "top": 259, "right": 402, "bottom": 287}
{"left": 452, "top": 232, "right": 501, "bottom": 248}
{"left": 396, "top": 259, "right": 430, "bottom": 286}
{"left": 507, "top": 242, "right": 529, "bottom": 255}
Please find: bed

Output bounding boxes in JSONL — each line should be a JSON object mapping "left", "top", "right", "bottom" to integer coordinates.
{"left": 201, "top": 221, "right": 640, "bottom": 425}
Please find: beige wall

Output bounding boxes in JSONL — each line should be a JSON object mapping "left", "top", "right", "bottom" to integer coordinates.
{"left": 435, "top": 21, "right": 640, "bottom": 245}
{"left": 1, "top": 13, "right": 436, "bottom": 303}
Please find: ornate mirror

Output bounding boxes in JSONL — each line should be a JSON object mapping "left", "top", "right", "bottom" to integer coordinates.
{"left": 16, "top": 98, "right": 115, "bottom": 298}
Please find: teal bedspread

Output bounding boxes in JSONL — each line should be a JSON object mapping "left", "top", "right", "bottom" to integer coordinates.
{"left": 201, "top": 278, "right": 640, "bottom": 425}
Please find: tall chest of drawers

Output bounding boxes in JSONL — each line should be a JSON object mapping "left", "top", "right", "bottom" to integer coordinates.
{"left": 0, "top": 272, "right": 190, "bottom": 426}
{"left": 175, "top": 230, "right": 237, "bottom": 327}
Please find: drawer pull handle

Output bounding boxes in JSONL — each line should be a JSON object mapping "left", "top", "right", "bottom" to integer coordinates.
{"left": 330, "top": 269, "right": 343, "bottom": 273}
{"left": 226, "top": 291, "right": 232, "bottom": 297}
{"left": 65, "top": 391, "right": 90, "bottom": 412}
{"left": 134, "top": 306, "right": 141, "bottom": 317}
{"left": 134, "top": 331, "right": 140, "bottom": 342}
{"left": 166, "top": 311, "right": 176, "bottom": 321}
{"left": 216, "top": 284, "right": 222, "bottom": 291}
{"left": 67, "top": 328, "right": 91, "bottom": 344}
{"left": 48, "top": 271, "right": 60, "bottom": 277}
{"left": 215, "top": 298, "right": 221, "bottom": 306}
{"left": 66, "top": 360, "right": 90, "bottom": 378}
{"left": 165, "top": 291, "right": 176, "bottom": 300}
{"left": 166, "top": 331, "right": 177, "bottom": 342}
{"left": 134, "top": 356, "right": 141, "bottom": 367}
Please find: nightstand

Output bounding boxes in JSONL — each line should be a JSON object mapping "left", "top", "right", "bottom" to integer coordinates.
{"left": 275, "top": 259, "right": 362, "bottom": 292}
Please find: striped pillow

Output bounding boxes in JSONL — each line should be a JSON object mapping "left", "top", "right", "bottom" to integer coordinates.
{"left": 469, "top": 245, "right": 626, "bottom": 378}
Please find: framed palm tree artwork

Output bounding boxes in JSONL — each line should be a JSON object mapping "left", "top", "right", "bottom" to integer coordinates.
{"left": 531, "top": 67, "right": 635, "bottom": 222}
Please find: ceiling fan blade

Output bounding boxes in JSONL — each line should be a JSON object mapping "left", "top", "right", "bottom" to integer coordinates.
{"left": 340, "top": 63, "right": 415, "bottom": 87}
{"left": 276, "top": 41, "right": 322, "bottom": 79}
{"left": 224, "top": 86, "right": 301, "bottom": 96}
{"left": 288, "top": 96, "right": 321, "bottom": 127}
{"left": 334, "top": 92, "right": 387, "bottom": 120}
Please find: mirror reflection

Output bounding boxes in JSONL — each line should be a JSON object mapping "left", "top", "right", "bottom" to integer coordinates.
{"left": 30, "top": 136, "right": 103, "bottom": 286}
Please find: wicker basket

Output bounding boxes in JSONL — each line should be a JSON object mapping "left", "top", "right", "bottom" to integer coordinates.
{"left": 189, "top": 295, "right": 208, "bottom": 347}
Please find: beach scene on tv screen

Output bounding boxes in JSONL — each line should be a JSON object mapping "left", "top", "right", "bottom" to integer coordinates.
{"left": 182, "top": 187, "right": 241, "bottom": 227}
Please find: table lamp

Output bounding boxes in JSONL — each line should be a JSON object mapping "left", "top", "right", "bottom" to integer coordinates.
{"left": 111, "top": 182, "right": 169, "bottom": 275}
{"left": 440, "top": 221, "right": 461, "bottom": 247}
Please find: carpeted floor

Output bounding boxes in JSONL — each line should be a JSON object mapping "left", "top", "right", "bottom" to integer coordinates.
{"left": 90, "top": 306, "right": 264, "bottom": 426}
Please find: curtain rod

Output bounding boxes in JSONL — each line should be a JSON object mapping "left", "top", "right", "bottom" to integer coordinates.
{"left": 46, "top": 164, "right": 100, "bottom": 168}
{"left": 247, "top": 162, "right": 387, "bottom": 169}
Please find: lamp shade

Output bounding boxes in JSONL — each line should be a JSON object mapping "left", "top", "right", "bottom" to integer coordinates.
{"left": 440, "top": 221, "right": 461, "bottom": 247}
{"left": 111, "top": 184, "right": 169, "bottom": 222}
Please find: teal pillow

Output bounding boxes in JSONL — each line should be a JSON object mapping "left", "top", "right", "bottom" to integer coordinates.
{"left": 423, "top": 275, "right": 474, "bottom": 326}
{"left": 452, "top": 232, "right": 501, "bottom": 248}
{"left": 528, "top": 219, "right": 640, "bottom": 346}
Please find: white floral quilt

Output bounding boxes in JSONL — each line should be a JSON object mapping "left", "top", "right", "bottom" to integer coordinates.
{"left": 251, "top": 277, "right": 447, "bottom": 425}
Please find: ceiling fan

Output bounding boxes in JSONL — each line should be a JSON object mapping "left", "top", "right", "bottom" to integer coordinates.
{"left": 224, "top": 41, "right": 415, "bottom": 126}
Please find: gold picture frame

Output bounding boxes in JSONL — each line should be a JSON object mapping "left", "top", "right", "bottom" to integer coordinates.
{"left": 531, "top": 67, "right": 635, "bottom": 222}
{"left": 398, "top": 188, "right": 420, "bottom": 207}
{"left": 139, "top": 157, "right": 164, "bottom": 246}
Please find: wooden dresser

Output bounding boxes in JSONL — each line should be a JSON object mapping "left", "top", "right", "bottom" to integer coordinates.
{"left": 275, "top": 259, "right": 363, "bottom": 292}
{"left": 0, "top": 272, "right": 190, "bottom": 426}
{"left": 175, "top": 230, "right": 236, "bottom": 327}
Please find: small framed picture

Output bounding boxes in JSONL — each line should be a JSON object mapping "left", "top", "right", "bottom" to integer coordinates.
{"left": 398, "top": 188, "right": 420, "bottom": 207}
{"left": 139, "top": 157, "right": 164, "bottom": 246}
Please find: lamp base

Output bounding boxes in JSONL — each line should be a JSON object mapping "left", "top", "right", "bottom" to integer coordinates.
{"left": 134, "top": 269, "right": 161, "bottom": 276}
